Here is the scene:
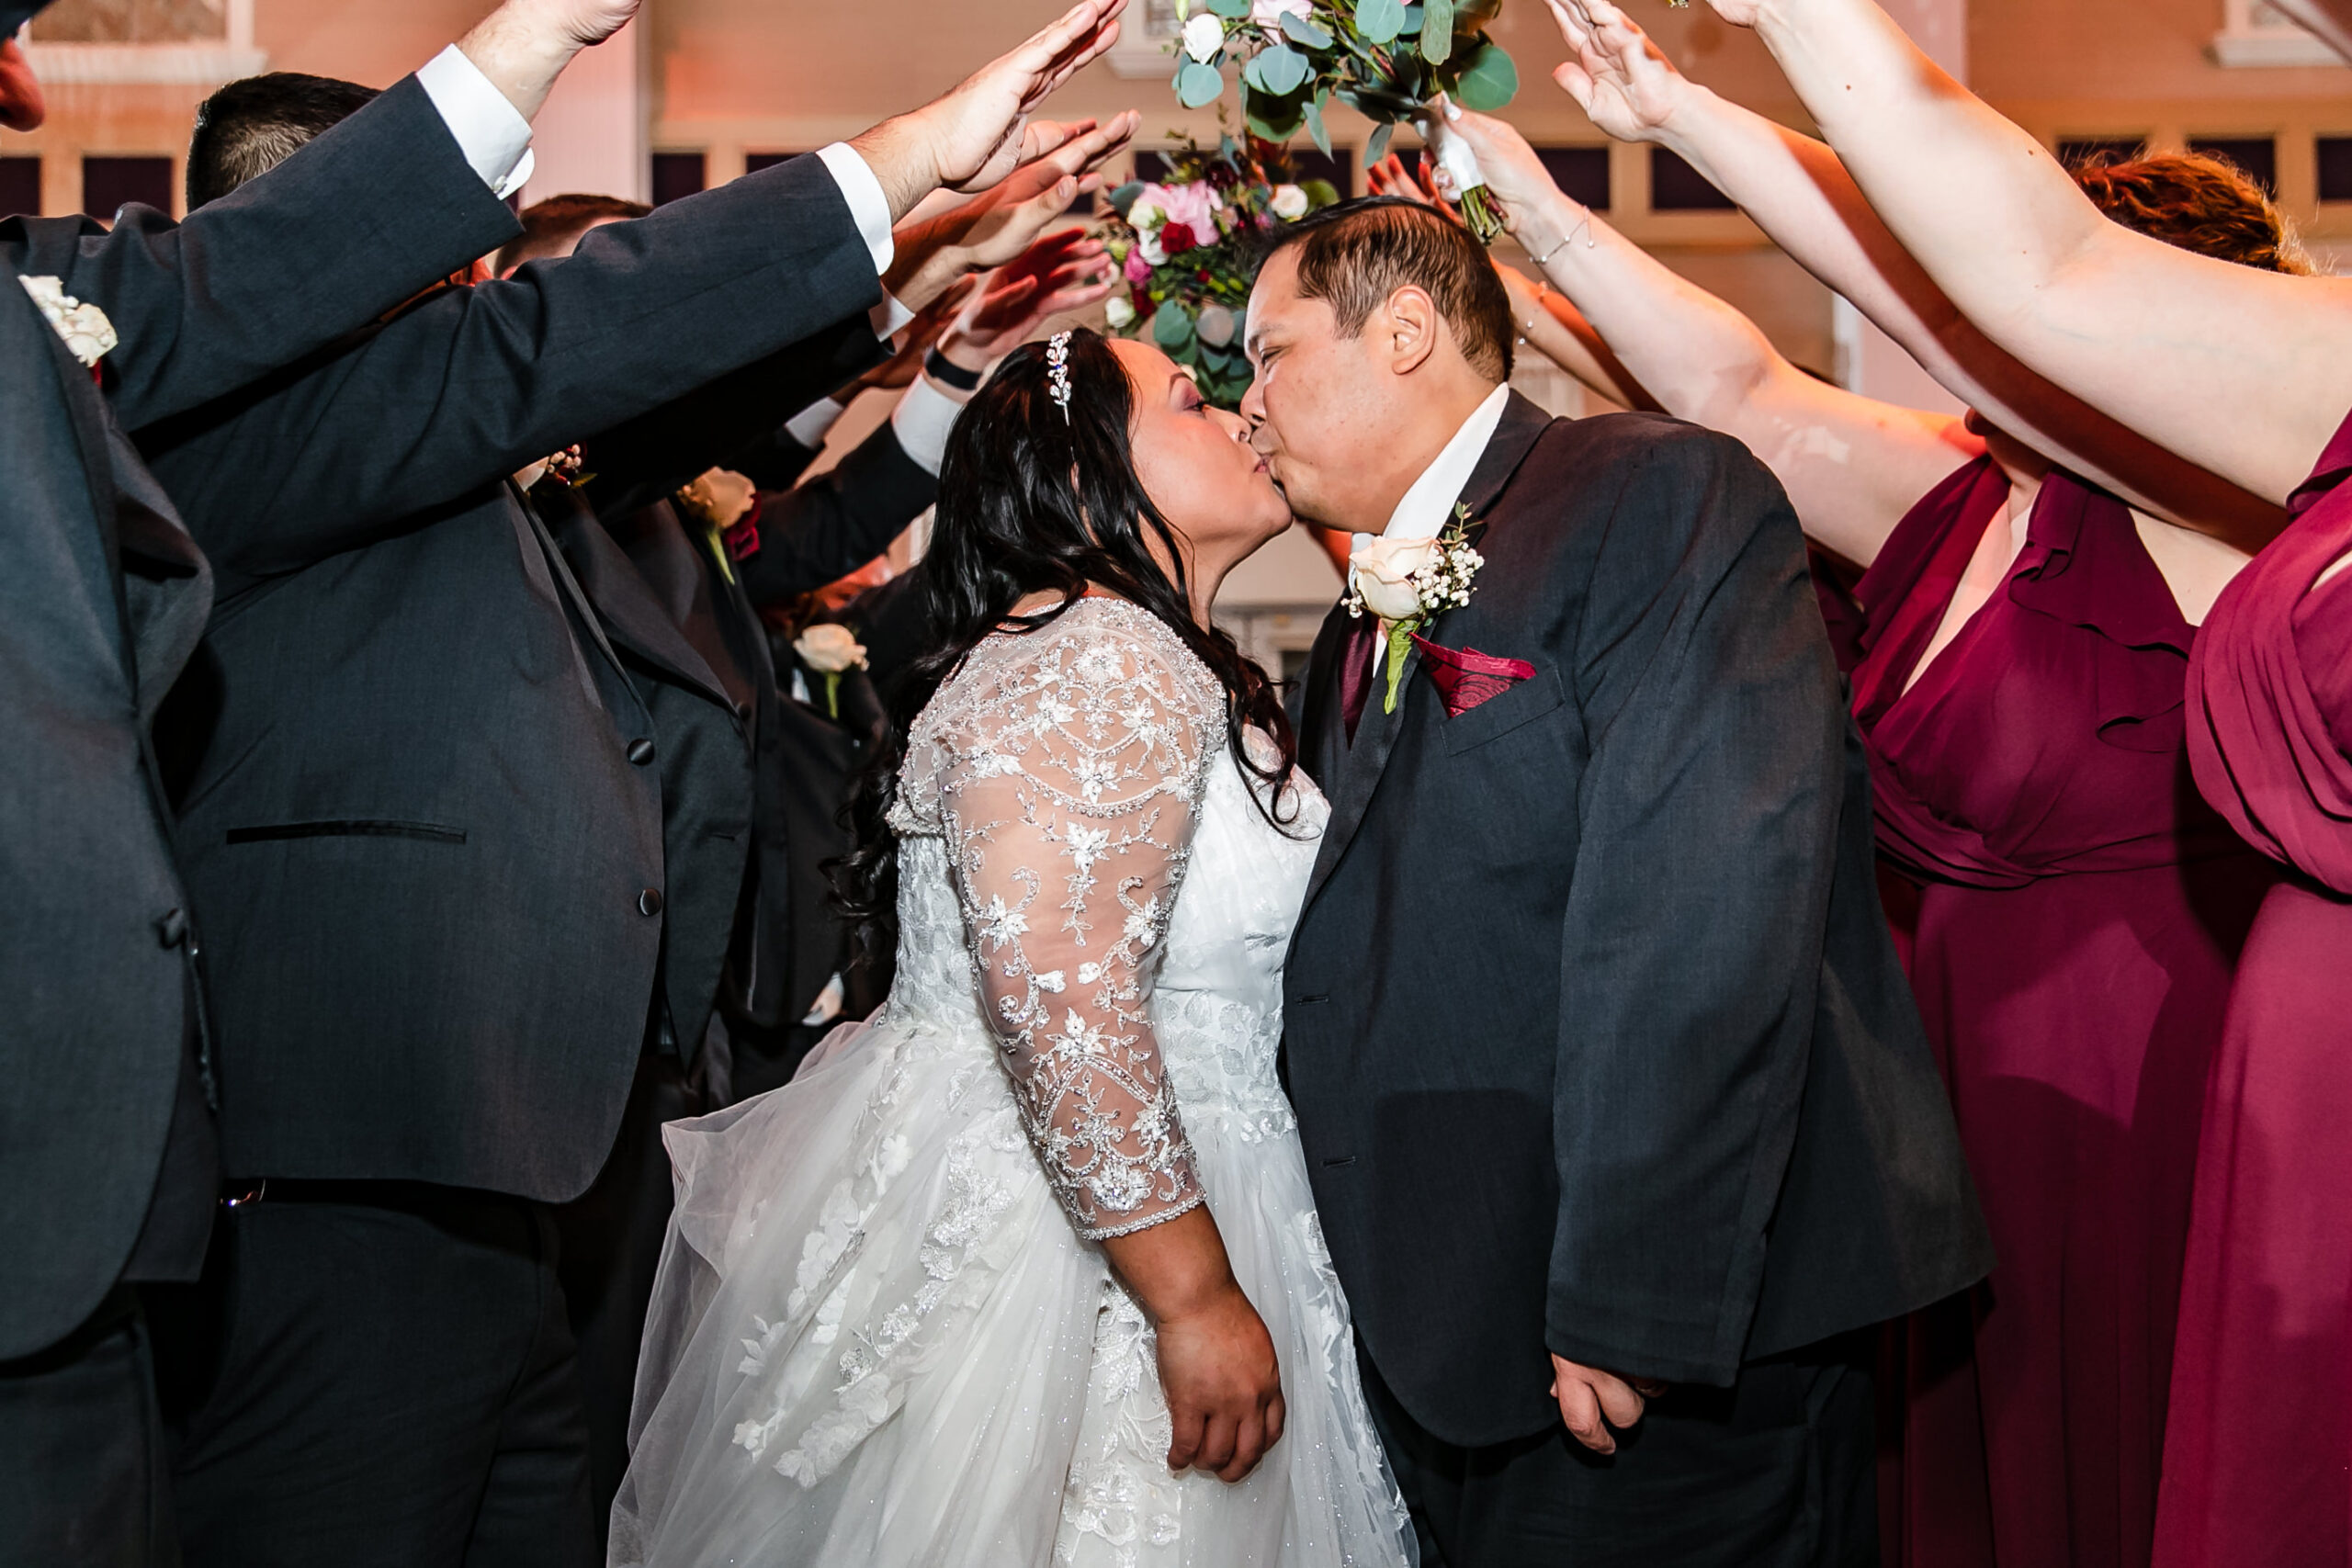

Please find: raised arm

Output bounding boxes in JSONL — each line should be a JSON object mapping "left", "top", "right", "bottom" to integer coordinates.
{"left": 1532, "top": 0, "right": 2286, "bottom": 547}
{"left": 927, "top": 616, "right": 1282, "bottom": 1479}
{"left": 1680, "top": 0, "right": 2352, "bottom": 505}
{"left": 1437, "top": 110, "right": 1972, "bottom": 566}
{"left": 2265, "top": 0, "right": 2352, "bottom": 65}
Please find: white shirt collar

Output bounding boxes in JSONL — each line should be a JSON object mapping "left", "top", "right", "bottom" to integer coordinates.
{"left": 1352, "top": 384, "right": 1511, "bottom": 558}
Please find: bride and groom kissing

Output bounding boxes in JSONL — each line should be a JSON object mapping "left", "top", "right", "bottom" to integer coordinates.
{"left": 613, "top": 197, "right": 1992, "bottom": 1566}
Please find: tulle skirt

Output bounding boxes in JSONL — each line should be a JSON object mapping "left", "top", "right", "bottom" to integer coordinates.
{"left": 609, "top": 1005, "right": 1416, "bottom": 1568}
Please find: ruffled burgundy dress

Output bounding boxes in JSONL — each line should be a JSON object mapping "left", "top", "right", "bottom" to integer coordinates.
{"left": 1852, "top": 459, "right": 2274, "bottom": 1568}
{"left": 2158, "top": 409, "right": 2352, "bottom": 1568}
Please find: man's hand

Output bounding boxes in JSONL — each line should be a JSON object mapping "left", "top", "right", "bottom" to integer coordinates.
{"left": 458, "top": 0, "right": 644, "bottom": 121}
{"left": 884, "top": 111, "right": 1136, "bottom": 314}
{"left": 850, "top": 0, "right": 1128, "bottom": 220}
{"left": 1549, "top": 1354, "right": 1656, "bottom": 1455}
{"left": 850, "top": 280, "right": 977, "bottom": 397}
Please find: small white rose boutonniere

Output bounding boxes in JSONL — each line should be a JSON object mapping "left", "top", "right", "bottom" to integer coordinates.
{"left": 793, "top": 623, "right": 869, "bottom": 719}
{"left": 1343, "top": 503, "right": 1487, "bottom": 715}
{"left": 19, "top": 275, "right": 119, "bottom": 370}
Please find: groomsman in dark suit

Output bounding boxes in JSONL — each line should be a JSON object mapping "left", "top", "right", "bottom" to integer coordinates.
{"left": 0, "top": 3, "right": 651, "bottom": 1561}
{"left": 128, "top": 10, "right": 1130, "bottom": 1562}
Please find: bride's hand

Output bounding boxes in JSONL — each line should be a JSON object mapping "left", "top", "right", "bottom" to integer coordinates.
{"left": 1155, "top": 1281, "right": 1286, "bottom": 1481}
{"left": 1099, "top": 1205, "right": 1286, "bottom": 1482}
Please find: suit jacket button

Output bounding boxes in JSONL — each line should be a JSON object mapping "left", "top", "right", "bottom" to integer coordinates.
{"left": 627, "top": 739, "right": 656, "bottom": 766}
{"left": 638, "top": 888, "right": 664, "bottom": 917}
{"left": 155, "top": 908, "right": 189, "bottom": 949}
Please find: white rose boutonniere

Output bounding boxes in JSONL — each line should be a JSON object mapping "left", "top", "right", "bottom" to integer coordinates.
{"left": 1342, "top": 505, "right": 1487, "bottom": 714}
{"left": 20, "top": 275, "right": 119, "bottom": 370}
{"left": 793, "top": 623, "right": 870, "bottom": 719}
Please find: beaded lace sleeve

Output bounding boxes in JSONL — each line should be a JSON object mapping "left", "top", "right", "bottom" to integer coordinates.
{"left": 914, "top": 605, "right": 1222, "bottom": 1240}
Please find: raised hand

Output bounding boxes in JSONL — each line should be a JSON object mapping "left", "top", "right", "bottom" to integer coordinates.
{"left": 949, "top": 231, "right": 1119, "bottom": 361}
{"left": 1540, "top": 0, "right": 1691, "bottom": 143}
{"left": 458, "top": 0, "right": 645, "bottom": 119}
{"left": 2266, "top": 0, "right": 2352, "bottom": 64}
{"left": 1366, "top": 152, "right": 1461, "bottom": 220}
{"left": 1426, "top": 103, "right": 1589, "bottom": 259}
{"left": 854, "top": 0, "right": 1127, "bottom": 219}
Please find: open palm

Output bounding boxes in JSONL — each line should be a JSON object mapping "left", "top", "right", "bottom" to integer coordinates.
{"left": 1541, "top": 0, "right": 1689, "bottom": 142}
{"left": 927, "top": 0, "right": 1128, "bottom": 192}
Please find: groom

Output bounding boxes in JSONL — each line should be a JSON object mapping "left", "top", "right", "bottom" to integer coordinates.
{"left": 1246, "top": 197, "right": 1992, "bottom": 1565}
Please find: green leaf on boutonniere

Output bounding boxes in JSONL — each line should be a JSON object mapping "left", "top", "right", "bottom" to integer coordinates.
{"left": 1382, "top": 619, "right": 1418, "bottom": 715}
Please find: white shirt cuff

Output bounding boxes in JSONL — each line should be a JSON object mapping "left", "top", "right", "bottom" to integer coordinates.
{"left": 869, "top": 290, "right": 917, "bottom": 343}
{"left": 815, "top": 141, "right": 896, "bottom": 276}
{"left": 890, "top": 374, "right": 967, "bottom": 477}
{"left": 784, "top": 398, "right": 848, "bottom": 452}
{"left": 417, "top": 45, "right": 536, "bottom": 199}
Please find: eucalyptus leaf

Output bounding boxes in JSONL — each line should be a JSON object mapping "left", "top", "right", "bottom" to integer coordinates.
{"left": 1205, "top": 0, "right": 1251, "bottom": 17}
{"left": 1419, "top": 0, "right": 1454, "bottom": 64}
{"left": 1246, "top": 97, "right": 1306, "bottom": 142}
{"left": 1176, "top": 59, "right": 1227, "bottom": 107}
{"left": 1279, "top": 10, "right": 1334, "bottom": 49}
{"left": 1303, "top": 96, "right": 1333, "bottom": 158}
{"left": 1354, "top": 0, "right": 1406, "bottom": 45}
{"left": 1365, "top": 121, "right": 1395, "bottom": 165}
{"left": 1153, "top": 299, "right": 1196, "bottom": 351}
{"left": 1108, "top": 180, "right": 1144, "bottom": 218}
{"left": 1449, "top": 40, "right": 1518, "bottom": 110}
{"left": 1402, "top": 5, "right": 1424, "bottom": 29}
{"left": 1244, "top": 41, "right": 1310, "bottom": 96}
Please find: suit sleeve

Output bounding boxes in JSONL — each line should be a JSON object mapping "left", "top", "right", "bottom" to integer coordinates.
{"left": 1545, "top": 430, "right": 1842, "bottom": 1387}
{"left": 136, "top": 153, "right": 884, "bottom": 581}
{"left": 729, "top": 420, "right": 939, "bottom": 608}
{"left": 45, "top": 77, "right": 518, "bottom": 431}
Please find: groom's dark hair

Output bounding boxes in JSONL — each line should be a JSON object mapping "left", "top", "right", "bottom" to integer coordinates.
{"left": 1257, "top": 196, "right": 1514, "bottom": 383}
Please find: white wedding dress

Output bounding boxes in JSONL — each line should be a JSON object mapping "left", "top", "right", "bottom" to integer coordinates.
{"left": 611, "top": 597, "right": 1415, "bottom": 1568}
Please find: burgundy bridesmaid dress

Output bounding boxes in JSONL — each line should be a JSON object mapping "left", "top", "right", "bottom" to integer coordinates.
{"left": 1851, "top": 459, "right": 2274, "bottom": 1568}
{"left": 2158, "top": 408, "right": 2352, "bottom": 1568}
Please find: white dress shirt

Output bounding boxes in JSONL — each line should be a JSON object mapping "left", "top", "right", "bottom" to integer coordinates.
{"left": 1358, "top": 382, "right": 1512, "bottom": 552}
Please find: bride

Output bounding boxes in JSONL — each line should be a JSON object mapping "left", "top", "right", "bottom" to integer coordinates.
{"left": 609, "top": 328, "right": 1416, "bottom": 1568}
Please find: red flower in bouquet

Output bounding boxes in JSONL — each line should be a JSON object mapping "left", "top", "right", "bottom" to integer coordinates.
{"left": 1159, "top": 220, "right": 1201, "bottom": 256}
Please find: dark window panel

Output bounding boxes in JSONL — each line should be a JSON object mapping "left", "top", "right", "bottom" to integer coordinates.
{"left": 650, "top": 152, "right": 707, "bottom": 208}
{"left": 1535, "top": 145, "right": 1610, "bottom": 210}
{"left": 744, "top": 151, "right": 802, "bottom": 175}
{"left": 2057, "top": 136, "right": 2148, "bottom": 169}
{"left": 1649, "top": 147, "right": 1735, "bottom": 212}
{"left": 82, "top": 155, "right": 174, "bottom": 222}
{"left": 2321, "top": 137, "right": 2352, "bottom": 203}
{"left": 2188, "top": 136, "right": 2278, "bottom": 195}
{"left": 0, "top": 156, "right": 37, "bottom": 220}
{"left": 1290, "top": 148, "right": 1353, "bottom": 198}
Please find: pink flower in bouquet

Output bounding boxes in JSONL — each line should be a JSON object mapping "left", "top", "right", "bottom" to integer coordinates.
{"left": 1124, "top": 246, "right": 1153, "bottom": 285}
{"left": 1139, "top": 179, "right": 1223, "bottom": 243}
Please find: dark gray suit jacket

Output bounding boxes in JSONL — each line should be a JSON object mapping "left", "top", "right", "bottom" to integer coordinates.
{"left": 0, "top": 78, "right": 517, "bottom": 1359}
{"left": 1283, "top": 394, "right": 1993, "bottom": 1447}
{"left": 139, "top": 154, "right": 885, "bottom": 1202}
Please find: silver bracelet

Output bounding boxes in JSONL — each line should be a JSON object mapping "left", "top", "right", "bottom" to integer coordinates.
{"left": 1530, "top": 213, "right": 1596, "bottom": 267}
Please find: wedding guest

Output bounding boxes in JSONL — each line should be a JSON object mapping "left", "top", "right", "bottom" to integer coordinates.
{"left": 0, "top": 0, "right": 633, "bottom": 1559}
{"left": 128, "top": 10, "right": 1132, "bottom": 1562}
{"left": 1594, "top": 1, "right": 2352, "bottom": 1561}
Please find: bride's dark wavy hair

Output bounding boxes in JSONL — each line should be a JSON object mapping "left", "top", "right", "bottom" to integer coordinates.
{"left": 832, "top": 328, "right": 1299, "bottom": 969}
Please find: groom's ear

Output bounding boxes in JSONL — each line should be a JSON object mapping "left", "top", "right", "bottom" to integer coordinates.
{"left": 1376, "top": 285, "right": 1444, "bottom": 380}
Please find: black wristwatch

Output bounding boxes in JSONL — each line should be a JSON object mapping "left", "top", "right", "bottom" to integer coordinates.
{"left": 923, "top": 344, "right": 984, "bottom": 391}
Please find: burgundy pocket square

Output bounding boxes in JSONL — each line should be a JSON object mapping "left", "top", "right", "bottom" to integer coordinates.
{"left": 1409, "top": 635, "right": 1536, "bottom": 718}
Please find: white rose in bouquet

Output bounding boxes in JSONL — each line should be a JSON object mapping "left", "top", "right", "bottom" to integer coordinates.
{"left": 1128, "top": 197, "right": 1167, "bottom": 231}
{"left": 794, "top": 623, "right": 868, "bottom": 674}
{"left": 1181, "top": 10, "right": 1225, "bottom": 62}
{"left": 1351, "top": 535, "right": 1439, "bottom": 621}
{"left": 1103, "top": 295, "right": 1137, "bottom": 330}
{"left": 1270, "top": 184, "right": 1310, "bottom": 220}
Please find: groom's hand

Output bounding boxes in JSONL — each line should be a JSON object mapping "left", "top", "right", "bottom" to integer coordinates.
{"left": 1548, "top": 1354, "right": 1655, "bottom": 1454}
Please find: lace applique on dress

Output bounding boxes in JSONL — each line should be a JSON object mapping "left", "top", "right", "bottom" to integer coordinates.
{"left": 895, "top": 599, "right": 1227, "bottom": 1241}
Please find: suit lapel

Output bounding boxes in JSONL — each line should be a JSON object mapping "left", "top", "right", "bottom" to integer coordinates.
{"left": 1298, "top": 391, "right": 1557, "bottom": 914}
{"left": 545, "top": 494, "right": 738, "bottom": 711}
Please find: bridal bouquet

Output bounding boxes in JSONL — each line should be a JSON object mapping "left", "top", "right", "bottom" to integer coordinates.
{"left": 1097, "top": 135, "right": 1340, "bottom": 407}
{"left": 1170, "top": 0, "right": 1520, "bottom": 240}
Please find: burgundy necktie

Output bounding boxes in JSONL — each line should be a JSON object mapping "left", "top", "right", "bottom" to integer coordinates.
{"left": 1338, "top": 614, "right": 1381, "bottom": 746}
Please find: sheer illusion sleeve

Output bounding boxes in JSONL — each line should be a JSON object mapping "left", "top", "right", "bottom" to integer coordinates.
{"left": 926, "top": 610, "right": 1223, "bottom": 1240}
